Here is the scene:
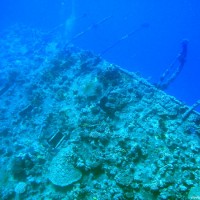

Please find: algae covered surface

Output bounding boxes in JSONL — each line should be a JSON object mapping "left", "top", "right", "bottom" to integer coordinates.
{"left": 0, "top": 25, "right": 200, "bottom": 200}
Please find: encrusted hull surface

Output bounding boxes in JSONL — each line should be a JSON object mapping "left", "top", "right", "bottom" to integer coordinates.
{"left": 0, "top": 25, "right": 200, "bottom": 200}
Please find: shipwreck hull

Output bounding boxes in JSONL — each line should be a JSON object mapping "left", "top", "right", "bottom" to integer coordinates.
{"left": 0, "top": 26, "right": 200, "bottom": 199}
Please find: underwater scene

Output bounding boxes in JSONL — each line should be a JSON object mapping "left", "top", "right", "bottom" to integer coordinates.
{"left": 0, "top": 0, "right": 200, "bottom": 199}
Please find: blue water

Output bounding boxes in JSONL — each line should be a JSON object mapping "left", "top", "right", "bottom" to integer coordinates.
{"left": 1, "top": 0, "right": 200, "bottom": 110}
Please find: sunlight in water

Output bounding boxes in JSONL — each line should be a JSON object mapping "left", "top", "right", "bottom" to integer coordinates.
{"left": 61, "top": 0, "right": 76, "bottom": 40}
